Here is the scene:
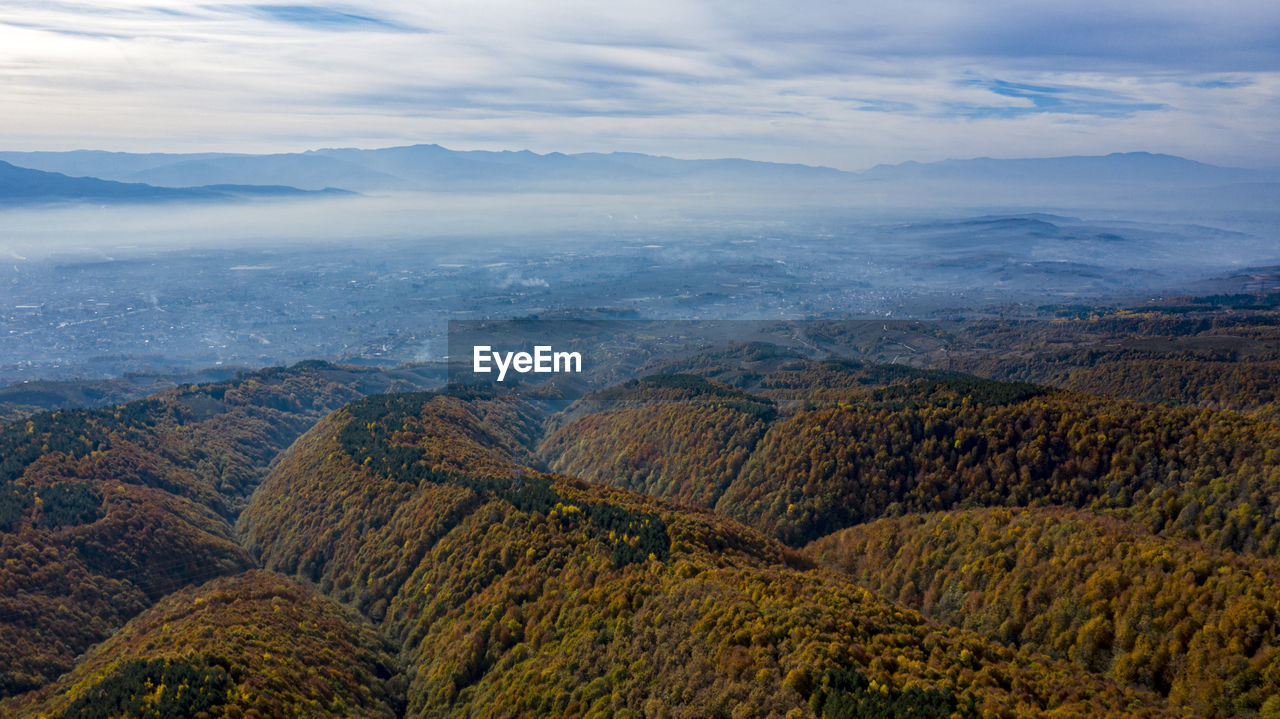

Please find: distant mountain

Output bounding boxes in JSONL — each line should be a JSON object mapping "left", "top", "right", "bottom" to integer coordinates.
{"left": 0, "top": 150, "right": 231, "bottom": 179}
{"left": 0, "top": 144, "right": 853, "bottom": 191}
{"left": 0, "top": 160, "right": 352, "bottom": 205}
{"left": 0, "top": 144, "right": 841, "bottom": 192}
{"left": 1, "top": 146, "right": 1275, "bottom": 204}
{"left": 128, "top": 153, "right": 404, "bottom": 190}
{"left": 861, "top": 151, "right": 1272, "bottom": 185}
{"left": 853, "top": 152, "right": 1279, "bottom": 208}
{"left": 0, "top": 160, "right": 219, "bottom": 202}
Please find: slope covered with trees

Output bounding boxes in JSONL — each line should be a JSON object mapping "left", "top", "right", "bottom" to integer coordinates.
{"left": 942, "top": 310, "right": 1280, "bottom": 412}
{"left": 2, "top": 570, "right": 403, "bottom": 718}
{"left": 807, "top": 508, "right": 1280, "bottom": 717}
{"left": 0, "top": 361, "right": 425, "bottom": 697}
{"left": 719, "top": 384, "right": 1280, "bottom": 548}
{"left": 3, "top": 329, "right": 1278, "bottom": 716}
{"left": 542, "top": 365, "right": 1280, "bottom": 554}
{"left": 241, "top": 386, "right": 1170, "bottom": 718}
{"left": 530, "top": 354, "right": 1280, "bottom": 715}
{"left": 541, "top": 375, "right": 776, "bottom": 508}
{"left": 537, "top": 363, "right": 967, "bottom": 512}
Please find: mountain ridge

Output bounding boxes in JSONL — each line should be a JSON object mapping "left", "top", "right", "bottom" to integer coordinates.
{"left": 860, "top": 151, "right": 1271, "bottom": 184}
{"left": 0, "top": 160, "right": 352, "bottom": 206}
{"left": 1, "top": 146, "right": 1272, "bottom": 196}
{"left": 234, "top": 383, "right": 1173, "bottom": 718}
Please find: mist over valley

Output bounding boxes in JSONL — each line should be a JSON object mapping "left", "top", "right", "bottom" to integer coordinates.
{"left": 2, "top": 151, "right": 1277, "bottom": 384}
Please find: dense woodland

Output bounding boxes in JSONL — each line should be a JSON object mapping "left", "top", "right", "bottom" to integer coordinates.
{"left": 808, "top": 509, "right": 1280, "bottom": 717}
{"left": 7, "top": 571, "right": 403, "bottom": 718}
{"left": 943, "top": 310, "right": 1280, "bottom": 412}
{"left": 1, "top": 305, "right": 1279, "bottom": 716}
{"left": 0, "top": 362, "right": 422, "bottom": 698}
{"left": 543, "top": 364, "right": 1280, "bottom": 553}
{"left": 541, "top": 375, "right": 776, "bottom": 508}
{"left": 239, "top": 387, "right": 1166, "bottom": 717}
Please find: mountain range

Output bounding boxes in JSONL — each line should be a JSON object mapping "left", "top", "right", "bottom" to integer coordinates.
{"left": 0, "top": 160, "right": 351, "bottom": 205}
{"left": 0, "top": 146, "right": 1275, "bottom": 205}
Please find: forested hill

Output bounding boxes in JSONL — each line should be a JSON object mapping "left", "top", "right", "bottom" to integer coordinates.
{"left": 542, "top": 363, "right": 1280, "bottom": 553}
{"left": 0, "top": 361, "right": 432, "bottom": 698}
{"left": 234, "top": 386, "right": 1165, "bottom": 717}
{"left": 535, "top": 359, "right": 1280, "bottom": 715}
{"left": 1, "top": 342, "right": 1278, "bottom": 716}
{"left": 807, "top": 509, "right": 1280, "bottom": 717}
{"left": 4, "top": 571, "right": 404, "bottom": 718}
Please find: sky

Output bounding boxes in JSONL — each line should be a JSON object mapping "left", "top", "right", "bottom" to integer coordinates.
{"left": 1, "top": 1, "right": 1278, "bottom": 169}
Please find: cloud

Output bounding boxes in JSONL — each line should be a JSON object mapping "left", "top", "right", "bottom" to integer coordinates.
{"left": 946, "top": 78, "right": 1168, "bottom": 118}
{"left": 0, "top": 1, "right": 1276, "bottom": 168}
{"left": 1186, "top": 78, "right": 1254, "bottom": 90}
{"left": 235, "top": 4, "right": 421, "bottom": 32}
{"left": 844, "top": 98, "right": 919, "bottom": 114}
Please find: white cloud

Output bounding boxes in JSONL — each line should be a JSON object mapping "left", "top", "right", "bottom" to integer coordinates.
{"left": 0, "top": 1, "right": 1277, "bottom": 167}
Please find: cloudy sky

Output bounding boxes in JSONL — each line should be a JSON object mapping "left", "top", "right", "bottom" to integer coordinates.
{"left": 1, "top": 1, "right": 1278, "bottom": 169}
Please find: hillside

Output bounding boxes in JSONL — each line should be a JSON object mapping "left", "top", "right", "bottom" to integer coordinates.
{"left": 931, "top": 308, "right": 1280, "bottom": 413}
{"left": 0, "top": 367, "right": 241, "bottom": 424}
{"left": 540, "top": 375, "right": 776, "bottom": 508}
{"left": 532, "top": 358, "right": 1280, "bottom": 716}
{"left": 3, "top": 571, "right": 403, "bottom": 718}
{"left": 542, "top": 364, "right": 1280, "bottom": 553}
{"left": 807, "top": 508, "right": 1280, "bottom": 717}
{"left": 239, "top": 386, "right": 1168, "bottom": 717}
{"left": 722, "top": 382, "right": 1280, "bottom": 548}
{"left": 1, "top": 337, "right": 1277, "bottom": 715}
{"left": 538, "top": 360, "right": 972, "bottom": 509}
{"left": 0, "top": 361, "right": 431, "bottom": 697}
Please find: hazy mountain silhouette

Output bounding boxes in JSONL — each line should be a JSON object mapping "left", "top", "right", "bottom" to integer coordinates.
{"left": 0, "top": 145, "right": 851, "bottom": 191}
{"left": 860, "top": 151, "right": 1270, "bottom": 185}
{"left": 0, "top": 147, "right": 1274, "bottom": 205}
{"left": 0, "top": 160, "right": 352, "bottom": 205}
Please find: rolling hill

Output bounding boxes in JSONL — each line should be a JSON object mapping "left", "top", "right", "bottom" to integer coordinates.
{"left": 5, "top": 571, "right": 404, "bottom": 718}
{"left": 807, "top": 508, "right": 1280, "bottom": 716}
{"left": 1, "top": 327, "right": 1278, "bottom": 715}
{"left": 237, "top": 386, "right": 1169, "bottom": 717}
{"left": 0, "top": 361, "right": 432, "bottom": 697}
